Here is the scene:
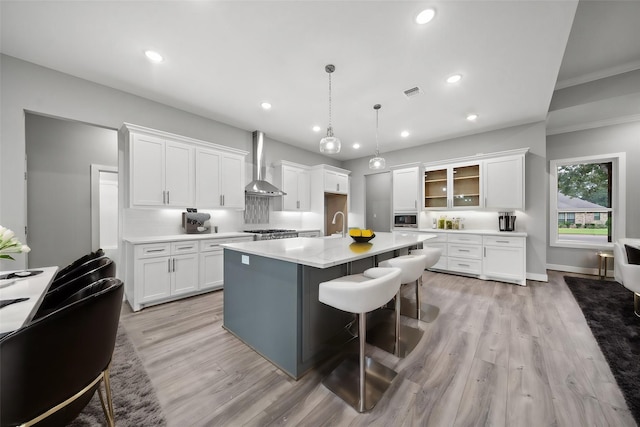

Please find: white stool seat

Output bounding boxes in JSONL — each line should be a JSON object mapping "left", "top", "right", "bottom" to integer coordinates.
{"left": 318, "top": 267, "right": 402, "bottom": 413}
{"left": 319, "top": 267, "right": 401, "bottom": 314}
{"left": 410, "top": 247, "right": 442, "bottom": 269}
{"left": 378, "top": 254, "right": 426, "bottom": 284}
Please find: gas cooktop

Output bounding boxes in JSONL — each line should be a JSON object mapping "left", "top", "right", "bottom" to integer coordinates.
{"left": 244, "top": 229, "right": 296, "bottom": 234}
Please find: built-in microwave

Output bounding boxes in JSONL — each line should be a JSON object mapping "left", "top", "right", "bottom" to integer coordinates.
{"left": 394, "top": 213, "right": 418, "bottom": 228}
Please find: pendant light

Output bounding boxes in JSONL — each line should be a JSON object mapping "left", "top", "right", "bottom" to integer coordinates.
{"left": 319, "top": 64, "right": 341, "bottom": 154}
{"left": 369, "top": 104, "right": 386, "bottom": 169}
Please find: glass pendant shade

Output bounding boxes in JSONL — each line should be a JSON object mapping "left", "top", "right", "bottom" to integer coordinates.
{"left": 369, "top": 104, "right": 386, "bottom": 170}
{"left": 369, "top": 154, "right": 386, "bottom": 169}
{"left": 319, "top": 64, "right": 341, "bottom": 154}
{"left": 319, "top": 126, "right": 341, "bottom": 154}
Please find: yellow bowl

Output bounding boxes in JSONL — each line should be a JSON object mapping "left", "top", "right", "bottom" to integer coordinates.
{"left": 351, "top": 233, "right": 375, "bottom": 243}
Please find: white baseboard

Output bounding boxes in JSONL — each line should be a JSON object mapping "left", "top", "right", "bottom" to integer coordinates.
{"left": 526, "top": 272, "right": 548, "bottom": 282}
{"left": 545, "top": 263, "right": 613, "bottom": 278}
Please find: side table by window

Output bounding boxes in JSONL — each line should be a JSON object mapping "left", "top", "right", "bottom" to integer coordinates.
{"left": 597, "top": 252, "right": 614, "bottom": 280}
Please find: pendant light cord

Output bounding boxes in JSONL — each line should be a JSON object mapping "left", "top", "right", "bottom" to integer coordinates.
{"left": 327, "top": 72, "right": 333, "bottom": 136}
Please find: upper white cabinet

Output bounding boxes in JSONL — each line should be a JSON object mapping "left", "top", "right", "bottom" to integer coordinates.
{"left": 130, "top": 134, "right": 194, "bottom": 207}
{"left": 392, "top": 166, "right": 420, "bottom": 212}
{"left": 195, "top": 148, "right": 246, "bottom": 209}
{"left": 423, "top": 148, "right": 527, "bottom": 211}
{"left": 120, "top": 123, "right": 248, "bottom": 209}
{"left": 424, "top": 162, "right": 481, "bottom": 210}
{"left": 483, "top": 154, "right": 525, "bottom": 210}
{"left": 324, "top": 169, "right": 349, "bottom": 194}
{"left": 274, "top": 161, "right": 311, "bottom": 211}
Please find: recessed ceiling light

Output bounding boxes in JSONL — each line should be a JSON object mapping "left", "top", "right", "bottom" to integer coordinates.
{"left": 466, "top": 113, "right": 478, "bottom": 121}
{"left": 144, "top": 50, "right": 164, "bottom": 63}
{"left": 312, "top": 125, "right": 321, "bottom": 132}
{"left": 401, "top": 131, "right": 410, "bottom": 138}
{"left": 415, "top": 8, "right": 436, "bottom": 25}
{"left": 446, "top": 74, "right": 462, "bottom": 84}
{"left": 353, "top": 143, "right": 360, "bottom": 149}
{"left": 261, "top": 102, "right": 272, "bottom": 110}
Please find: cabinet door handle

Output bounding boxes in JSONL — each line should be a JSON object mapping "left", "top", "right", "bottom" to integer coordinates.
{"left": 162, "top": 190, "right": 166, "bottom": 204}
{"left": 458, "top": 249, "right": 470, "bottom": 252}
{"left": 222, "top": 195, "right": 225, "bottom": 206}
{"left": 484, "top": 197, "right": 487, "bottom": 207}
{"left": 484, "top": 247, "right": 486, "bottom": 257}
{"left": 297, "top": 200, "right": 300, "bottom": 209}
{"left": 414, "top": 200, "right": 417, "bottom": 209}
{"left": 168, "top": 258, "right": 171, "bottom": 273}
{"left": 459, "top": 263, "right": 470, "bottom": 267}
{"left": 172, "top": 258, "right": 176, "bottom": 272}
{"left": 337, "top": 183, "right": 340, "bottom": 192}
{"left": 220, "top": 195, "right": 222, "bottom": 205}
{"left": 496, "top": 240, "right": 510, "bottom": 243}
{"left": 167, "top": 191, "right": 170, "bottom": 204}
{"left": 147, "top": 248, "right": 164, "bottom": 253}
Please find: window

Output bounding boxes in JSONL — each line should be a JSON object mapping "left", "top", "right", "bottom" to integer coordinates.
{"left": 550, "top": 153, "right": 626, "bottom": 249}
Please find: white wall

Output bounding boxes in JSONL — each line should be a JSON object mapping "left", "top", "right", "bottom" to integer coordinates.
{"left": 343, "top": 121, "right": 548, "bottom": 279}
{"left": 546, "top": 120, "right": 640, "bottom": 272}
{"left": 0, "top": 54, "right": 339, "bottom": 269}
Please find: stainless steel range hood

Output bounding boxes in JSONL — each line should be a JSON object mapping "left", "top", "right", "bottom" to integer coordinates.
{"left": 245, "top": 131, "right": 286, "bottom": 196}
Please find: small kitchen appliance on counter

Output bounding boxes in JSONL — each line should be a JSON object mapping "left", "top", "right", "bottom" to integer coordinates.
{"left": 498, "top": 211, "right": 516, "bottom": 232}
{"left": 182, "top": 208, "right": 212, "bottom": 234}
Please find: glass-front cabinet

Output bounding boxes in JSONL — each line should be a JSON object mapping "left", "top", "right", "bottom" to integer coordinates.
{"left": 424, "top": 162, "right": 481, "bottom": 209}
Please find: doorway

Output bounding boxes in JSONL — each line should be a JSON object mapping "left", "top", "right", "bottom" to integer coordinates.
{"left": 365, "top": 172, "right": 391, "bottom": 232}
{"left": 91, "top": 165, "right": 119, "bottom": 264}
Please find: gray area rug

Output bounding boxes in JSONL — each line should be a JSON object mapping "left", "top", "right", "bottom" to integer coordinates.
{"left": 564, "top": 275, "right": 640, "bottom": 424}
{"left": 69, "top": 326, "right": 167, "bottom": 426}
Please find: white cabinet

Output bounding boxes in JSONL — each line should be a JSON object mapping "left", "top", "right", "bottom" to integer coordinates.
{"left": 324, "top": 170, "right": 348, "bottom": 194}
{"left": 120, "top": 123, "right": 248, "bottom": 210}
{"left": 198, "top": 236, "right": 253, "bottom": 291}
{"left": 483, "top": 155, "right": 525, "bottom": 210}
{"left": 446, "top": 234, "right": 482, "bottom": 275}
{"left": 425, "top": 231, "right": 526, "bottom": 286}
{"left": 274, "top": 162, "right": 311, "bottom": 211}
{"left": 130, "top": 134, "right": 194, "bottom": 207}
{"left": 424, "top": 162, "right": 481, "bottom": 210}
{"left": 195, "top": 148, "right": 246, "bottom": 209}
{"left": 125, "top": 235, "right": 254, "bottom": 311}
{"left": 132, "top": 241, "right": 198, "bottom": 308}
{"left": 393, "top": 166, "right": 420, "bottom": 212}
{"left": 482, "top": 235, "right": 526, "bottom": 285}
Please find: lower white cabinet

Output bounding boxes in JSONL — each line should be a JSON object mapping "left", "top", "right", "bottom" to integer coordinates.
{"left": 126, "top": 235, "right": 254, "bottom": 311}
{"left": 482, "top": 235, "right": 525, "bottom": 285}
{"left": 425, "top": 231, "right": 526, "bottom": 286}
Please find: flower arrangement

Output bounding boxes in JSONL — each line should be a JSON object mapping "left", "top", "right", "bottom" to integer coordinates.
{"left": 0, "top": 226, "right": 31, "bottom": 260}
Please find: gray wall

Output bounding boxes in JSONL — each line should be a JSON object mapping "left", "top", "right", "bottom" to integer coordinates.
{"left": 546, "top": 120, "right": 640, "bottom": 270}
{"left": 0, "top": 54, "right": 339, "bottom": 269}
{"left": 343, "top": 121, "right": 548, "bottom": 278}
{"left": 25, "top": 113, "right": 117, "bottom": 268}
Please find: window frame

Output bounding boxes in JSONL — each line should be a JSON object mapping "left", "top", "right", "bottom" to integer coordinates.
{"left": 549, "top": 153, "right": 626, "bottom": 249}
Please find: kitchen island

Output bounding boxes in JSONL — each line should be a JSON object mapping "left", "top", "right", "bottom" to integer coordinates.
{"left": 222, "top": 232, "right": 434, "bottom": 379}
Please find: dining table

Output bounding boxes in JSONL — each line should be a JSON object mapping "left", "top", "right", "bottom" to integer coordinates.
{"left": 0, "top": 266, "right": 58, "bottom": 335}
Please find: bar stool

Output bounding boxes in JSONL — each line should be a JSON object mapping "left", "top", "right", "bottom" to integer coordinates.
{"left": 319, "top": 267, "right": 402, "bottom": 413}
{"left": 407, "top": 247, "right": 442, "bottom": 323}
{"left": 367, "top": 254, "right": 426, "bottom": 358}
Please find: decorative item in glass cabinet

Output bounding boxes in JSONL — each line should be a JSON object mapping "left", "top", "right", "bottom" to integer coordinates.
{"left": 369, "top": 104, "right": 386, "bottom": 170}
{"left": 319, "top": 64, "right": 341, "bottom": 154}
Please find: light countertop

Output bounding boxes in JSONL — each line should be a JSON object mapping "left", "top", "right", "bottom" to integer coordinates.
{"left": 222, "top": 231, "right": 437, "bottom": 269}
{"left": 123, "top": 232, "right": 255, "bottom": 244}
{"left": 415, "top": 228, "right": 528, "bottom": 237}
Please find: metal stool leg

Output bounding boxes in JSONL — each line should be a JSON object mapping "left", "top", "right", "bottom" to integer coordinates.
{"left": 358, "top": 312, "right": 366, "bottom": 412}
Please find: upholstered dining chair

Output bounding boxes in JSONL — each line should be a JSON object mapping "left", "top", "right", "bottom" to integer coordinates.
{"left": 51, "top": 248, "right": 105, "bottom": 288}
{"left": 614, "top": 238, "right": 640, "bottom": 316}
{"left": 0, "top": 278, "right": 123, "bottom": 427}
{"left": 35, "top": 257, "right": 115, "bottom": 318}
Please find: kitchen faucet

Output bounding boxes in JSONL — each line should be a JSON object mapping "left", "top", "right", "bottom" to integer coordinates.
{"left": 331, "top": 211, "right": 346, "bottom": 237}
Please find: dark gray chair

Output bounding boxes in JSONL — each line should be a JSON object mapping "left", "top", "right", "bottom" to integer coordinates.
{"left": 50, "top": 249, "right": 105, "bottom": 290}
{"left": 0, "top": 278, "right": 123, "bottom": 427}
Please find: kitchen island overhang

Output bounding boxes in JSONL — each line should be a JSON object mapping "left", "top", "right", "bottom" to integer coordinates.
{"left": 221, "top": 232, "right": 435, "bottom": 379}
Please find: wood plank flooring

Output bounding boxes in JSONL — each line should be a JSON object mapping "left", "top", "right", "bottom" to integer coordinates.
{"left": 120, "top": 270, "right": 637, "bottom": 426}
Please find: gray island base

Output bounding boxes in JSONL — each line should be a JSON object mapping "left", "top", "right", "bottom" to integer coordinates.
{"left": 222, "top": 232, "right": 434, "bottom": 379}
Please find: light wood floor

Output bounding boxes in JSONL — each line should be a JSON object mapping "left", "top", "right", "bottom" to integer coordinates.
{"left": 120, "top": 270, "right": 637, "bottom": 426}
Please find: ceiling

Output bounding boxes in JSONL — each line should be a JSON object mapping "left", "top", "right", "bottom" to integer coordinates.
{"left": 1, "top": 1, "right": 638, "bottom": 161}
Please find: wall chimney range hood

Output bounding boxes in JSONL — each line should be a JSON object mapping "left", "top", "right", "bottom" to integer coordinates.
{"left": 245, "top": 131, "right": 286, "bottom": 196}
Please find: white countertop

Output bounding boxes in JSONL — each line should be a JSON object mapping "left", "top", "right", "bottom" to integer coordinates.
{"left": 123, "top": 232, "right": 255, "bottom": 244}
{"left": 222, "top": 231, "right": 437, "bottom": 269}
{"left": 415, "top": 228, "right": 528, "bottom": 237}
